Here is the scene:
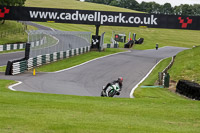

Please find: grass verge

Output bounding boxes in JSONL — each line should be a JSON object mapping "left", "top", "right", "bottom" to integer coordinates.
{"left": 0, "top": 49, "right": 24, "bottom": 54}
{"left": 134, "top": 57, "right": 176, "bottom": 98}
{"left": 36, "top": 48, "right": 126, "bottom": 72}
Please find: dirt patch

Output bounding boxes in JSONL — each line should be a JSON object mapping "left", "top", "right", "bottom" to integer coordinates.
{"left": 169, "top": 80, "right": 177, "bottom": 93}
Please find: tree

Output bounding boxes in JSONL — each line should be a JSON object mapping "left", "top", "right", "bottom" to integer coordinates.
{"left": 139, "top": 1, "right": 149, "bottom": 12}
{"left": 0, "top": 0, "right": 26, "bottom": 6}
{"left": 192, "top": 4, "right": 200, "bottom": 16}
{"left": 181, "top": 4, "right": 193, "bottom": 16}
{"left": 162, "top": 3, "right": 173, "bottom": 15}
{"left": 151, "top": 2, "right": 161, "bottom": 14}
{"left": 110, "top": 0, "right": 120, "bottom": 7}
{"left": 174, "top": 6, "right": 182, "bottom": 15}
{"left": 85, "top": 0, "right": 200, "bottom": 16}
{"left": 117, "top": 0, "right": 139, "bottom": 10}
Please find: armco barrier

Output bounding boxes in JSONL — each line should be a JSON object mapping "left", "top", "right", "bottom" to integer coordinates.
{"left": 12, "top": 46, "right": 90, "bottom": 75}
{"left": 158, "top": 56, "right": 176, "bottom": 87}
{"left": 176, "top": 80, "right": 200, "bottom": 100}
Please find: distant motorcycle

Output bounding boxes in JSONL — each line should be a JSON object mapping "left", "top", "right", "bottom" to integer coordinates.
{"left": 101, "top": 84, "right": 121, "bottom": 97}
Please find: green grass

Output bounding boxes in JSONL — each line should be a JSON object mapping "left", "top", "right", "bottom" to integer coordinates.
{"left": 169, "top": 46, "right": 200, "bottom": 84}
{"left": 26, "top": 0, "right": 200, "bottom": 50}
{"left": 0, "top": 66, "right": 6, "bottom": 72}
{"left": 0, "top": 49, "right": 24, "bottom": 54}
{"left": 0, "top": 21, "right": 27, "bottom": 45}
{"left": 0, "top": 21, "right": 37, "bottom": 45}
{"left": 134, "top": 47, "right": 200, "bottom": 98}
{"left": 139, "top": 57, "right": 171, "bottom": 86}
{"left": 26, "top": 0, "right": 141, "bottom": 13}
{"left": 0, "top": 77, "right": 199, "bottom": 133}
{"left": 36, "top": 48, "right": 125, "bottom": 72}
{"left": 134, "top": 57, "right": 178, "bottom": 98}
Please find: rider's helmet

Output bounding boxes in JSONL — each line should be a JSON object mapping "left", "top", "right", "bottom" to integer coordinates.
{"left": 118, "top": 77, "right": 123, "bottom": 83}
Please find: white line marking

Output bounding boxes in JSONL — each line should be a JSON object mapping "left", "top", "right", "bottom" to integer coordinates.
{"left": 129, "top": 59, "right": 164, "bottom": 98}
{"left": 8, "top": 81, "right": 22, "bottom": 91}
{"left": 50, "top": 28, "right": 55, "bottom": 31}
{"left": 50, "top": 50, "right": 131, "bottom": 73}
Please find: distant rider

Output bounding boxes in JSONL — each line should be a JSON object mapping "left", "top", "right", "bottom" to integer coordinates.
{"left": 103, "top": 77, "right": 123, "bottom": 95}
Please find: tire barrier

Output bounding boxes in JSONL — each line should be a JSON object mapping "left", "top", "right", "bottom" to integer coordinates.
{"left": 5, "top": 43, "right": 31, "bottom": 75}
{"left": 11, "top": 46, "right": 90, "bottom": 75}
{"left": 124, "top": 40, "right": 134, "bottom": 48}
{"left": 176, "top": 80, "right": 200, "bottom": 100}
{"left": 0, "top": 36, "right": 46, "bottom": 52}
{"left": 5, "top": 58, "right": 26, "bottom": 75}
{"left": 12, "top": 60, "right": 28, "bottom": 75}
{"left": 103, "top": 43, "right": 118, "bottom": 48}
{"left": 135, "top": 38, "right": 144, "bottom": 44}
{"left": 0, "top": 43, "right": 26, "bottom": 51}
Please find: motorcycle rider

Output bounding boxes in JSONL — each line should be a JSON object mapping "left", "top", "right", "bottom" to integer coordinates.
{"left": 103, "top": 77, "right": 123, "bottom": 95}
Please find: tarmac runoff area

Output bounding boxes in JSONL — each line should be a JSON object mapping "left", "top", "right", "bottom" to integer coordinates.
{"left": 0, "top": 46, "right": 188, "bottom": 98}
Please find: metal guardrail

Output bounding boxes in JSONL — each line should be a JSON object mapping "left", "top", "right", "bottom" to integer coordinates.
{"left": 28, "top": 30, "right": 91, "bottom": 58}
{"left": 162, "top": 56, "right": 176, "bottom": 74}
{"left": 158, "top": 56, "right": 176, "bottom": 86}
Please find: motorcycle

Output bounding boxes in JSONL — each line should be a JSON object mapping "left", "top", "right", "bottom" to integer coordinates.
{"left": 101, "top": 83, "right": 121, "bottom": 97}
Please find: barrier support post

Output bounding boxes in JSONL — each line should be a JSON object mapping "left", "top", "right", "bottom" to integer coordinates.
{"left": 95, "top": 25, "right": 100, "bottom": 36}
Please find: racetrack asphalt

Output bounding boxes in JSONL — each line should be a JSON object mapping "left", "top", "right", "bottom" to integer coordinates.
{"left": 0, "top": 46, "right": 188, "bottom": 98}
{"left": 0, "top": 51, "right": 25, "bottom": 66}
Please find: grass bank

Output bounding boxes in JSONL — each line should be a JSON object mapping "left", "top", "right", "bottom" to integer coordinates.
{"left": 134, "top": 47, "right": 200, "bottom": 98}
{"left": 0, "top": 21, "right": 36, "bottom": 45}
{"left": 0, "top": 21, "right": 27, "bottom": 45}
{"left": 169, "top": 46, "right": 200, "bottom": 84}
{"left": 26, "top": 0, "right": 140, "bottom": 13}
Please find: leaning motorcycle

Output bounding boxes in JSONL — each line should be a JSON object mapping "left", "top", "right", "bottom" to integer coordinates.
{"left": 101, "top": 84, "right": 121, "bottom": 97}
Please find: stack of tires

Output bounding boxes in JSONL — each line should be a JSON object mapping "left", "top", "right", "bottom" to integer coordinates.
{"left": 176, "top": 80, "right": 200, "bottom": 100}
{"left": 124, "top": 40, "right": 134, "bottom": 48}
{"left": 135, "top": 38, "right": 144, "bottom": 44}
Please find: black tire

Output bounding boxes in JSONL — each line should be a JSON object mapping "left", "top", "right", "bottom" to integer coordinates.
{"left": 108, "top": 89, "right": 116, "bottom": 97}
